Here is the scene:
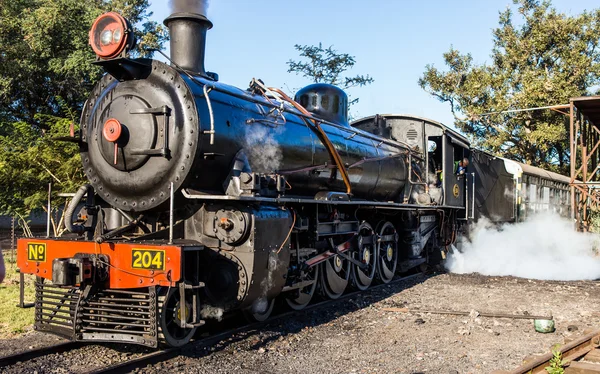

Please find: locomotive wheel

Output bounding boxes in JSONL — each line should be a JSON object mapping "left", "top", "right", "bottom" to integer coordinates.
{"left": 320, "top": 252, "right": 351, "bottom": 299}
{"left": 243, "top": 298, "right": 275, "bottom": 322}
{"left": 158, "top": 287, "right": 197, "bottom": 347}
{"left": 284, "top": 263, "right": 320, "bottom": 310}
{"left": 351, "top": 222, "right": 377, "bottom": 291}
{"left": 376, "top": 221, "right": 398, "bottom": 284}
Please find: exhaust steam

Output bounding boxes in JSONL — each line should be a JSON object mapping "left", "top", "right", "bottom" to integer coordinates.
{"left": 169, "top": 0, "right": 209, "bottom": 15}
{"left": 244, "top": 125, "right": 284, "bottom": 173}
{"left": 446, "top": 213, "right": 600, "bottom": 281}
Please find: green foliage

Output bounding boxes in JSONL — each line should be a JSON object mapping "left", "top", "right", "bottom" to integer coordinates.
{"left": 545, "top": 347, "right": 565, "bottom": 374}
{"left": 0, "top": 117, "right": 84, "bottom": 223}
{"left": 0, "top": 0, "right": 166, "bottom": 223}
{"left": 287, "top": 43, "right": 374, "bottom": 106}
{"left": 419, "top": 0, "right": 600, "bottom": 172}
{"left": 0, "top": 0, "right": 167, "bottom": 125}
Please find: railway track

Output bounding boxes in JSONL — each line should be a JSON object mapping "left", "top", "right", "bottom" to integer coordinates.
{"left": 0, "top": 272, "right": 425, "bottom": 374}
{"left": 0, "top": 341, "right": 81, "bottom": 368}
{"left": 504, "top": 329, "right": 600, "bottom": 374}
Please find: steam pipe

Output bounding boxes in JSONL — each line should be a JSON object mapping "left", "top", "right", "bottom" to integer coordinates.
{"left": 65, "top": 184, "right": 92, "bottom": 233}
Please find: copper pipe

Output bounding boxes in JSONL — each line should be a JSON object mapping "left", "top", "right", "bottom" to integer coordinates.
{"left": 268, "top": 87, "right": 352, "bottom": 195}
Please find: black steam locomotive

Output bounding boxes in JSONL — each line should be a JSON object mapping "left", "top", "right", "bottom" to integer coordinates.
{"left": 16, "top": 10, "right": 570, "bottom": 348}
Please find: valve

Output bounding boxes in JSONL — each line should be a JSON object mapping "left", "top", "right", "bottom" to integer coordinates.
{"left": 102, "top": 118, "right": 122, "bottom": 165}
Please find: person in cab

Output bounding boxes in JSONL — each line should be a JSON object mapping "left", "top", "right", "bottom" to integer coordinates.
{"left": 455, "top": 158, "right": 469, "bottom": 176}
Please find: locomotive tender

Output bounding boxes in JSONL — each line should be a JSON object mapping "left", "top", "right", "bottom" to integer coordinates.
{"left": 16, "top": 10, "right": 569, "bottom": 348}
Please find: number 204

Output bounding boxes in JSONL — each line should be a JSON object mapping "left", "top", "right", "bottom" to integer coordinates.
{"left": 131, "top": 250, "right": 165, "bottom": 270}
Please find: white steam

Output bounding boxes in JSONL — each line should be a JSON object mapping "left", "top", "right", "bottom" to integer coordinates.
{"left": 244, "top": 125, "right": 283, "bottom": 173}
{"left": 446, "top": 213, "right": 600, "bottom": 281}
{"left": 252, "top": 253, "right": 282, "bottom": 314}
{"left": 200, "top": 305, "right": 224, "bottom": 321}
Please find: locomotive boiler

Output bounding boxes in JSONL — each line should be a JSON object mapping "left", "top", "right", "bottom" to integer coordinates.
{"left": 17, "top": 9, "right": 458, "bottom": 348}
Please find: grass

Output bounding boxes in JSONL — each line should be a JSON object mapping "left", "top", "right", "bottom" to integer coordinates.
{"left": 0, "top": 249, "right": 36, "bottom": 338}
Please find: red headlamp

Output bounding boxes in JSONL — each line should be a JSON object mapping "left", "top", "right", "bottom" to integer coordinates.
{"left": 89, "top": 12, "right": 134, "bottom": 59}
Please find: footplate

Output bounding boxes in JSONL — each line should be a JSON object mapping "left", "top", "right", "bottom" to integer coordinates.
{"left": 34, "top": 280, "right": 159, "bottom": 348}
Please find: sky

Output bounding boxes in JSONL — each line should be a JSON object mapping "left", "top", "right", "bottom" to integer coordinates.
{"left": 148, "top": 0, "right": 598, "bottom": 127}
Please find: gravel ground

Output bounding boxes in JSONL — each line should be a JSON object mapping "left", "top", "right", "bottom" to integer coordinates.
{"left": 3, "top": 272, "right": 600, "bottom": 373}
{"left": 144, "top": 273, "right": 600, "bottom": 374}
{"left": 1, "top": 339, "right": 153, "bottom": 374}
{"left": 0, "top": 331, "right": 67, "bottom": 357}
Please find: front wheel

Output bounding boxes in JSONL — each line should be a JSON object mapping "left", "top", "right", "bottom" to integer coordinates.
{"left": 158, "top": 287, "right": 197, "bottom": 347}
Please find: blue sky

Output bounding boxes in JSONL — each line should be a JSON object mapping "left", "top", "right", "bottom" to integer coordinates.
{"left": 149, "top": 0, "right": 597, "bottom": 127}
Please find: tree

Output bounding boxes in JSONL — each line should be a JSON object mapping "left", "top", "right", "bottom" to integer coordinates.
{"left": 0, "top": 0, "right": 167, "bottom": 233}
{"left": 287, "top": 43, "right": 374, "bottom": 106}
{"left": 0, "top": 0, "right": 167, "bottom": 125}
{"left": 419, "top": 0, "right": 600, "bottom": 172}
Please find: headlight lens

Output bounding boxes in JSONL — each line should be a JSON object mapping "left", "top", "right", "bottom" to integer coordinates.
{"left": 100, "top": 30, "right": 113, "bottom": 46}
{"left": 112, "top": 28, "right": 122, "bottom": 44}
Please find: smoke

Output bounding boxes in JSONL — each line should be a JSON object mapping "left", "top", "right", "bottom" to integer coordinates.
{"left": 169, "top": 0, "right": 209, "bottom": 15}
{"left": 200, "top": 305, "right": 224, "bottom": 321}
{"left": 446, "top": 213, "right": 600, "bottom": 281}
{"left": 244, "top": 125, "right": 283, "bottom": 173}
{"left": 252, "top": 252, "right": 282, "bottom": 314}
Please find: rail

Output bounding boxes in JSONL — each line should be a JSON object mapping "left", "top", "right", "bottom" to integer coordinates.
{"left": 506, "top": 329, "right": 600, "bottom": 374}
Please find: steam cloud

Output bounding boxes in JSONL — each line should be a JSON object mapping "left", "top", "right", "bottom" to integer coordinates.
{"left": 169, "top": 0, "right": 209, "bottom": 15}
{"left": 446, "top": 213, "right": 600, "bottom": 281}
{"left": 244, "top": 125, "right": 283, "bottom": 173}
{"left": 200, "top": 305, "right": 224, "bottom": 321}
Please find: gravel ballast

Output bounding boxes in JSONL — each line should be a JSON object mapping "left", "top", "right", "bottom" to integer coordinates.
{"left": 3, "top": 273, "right": 600, "bottom": 373}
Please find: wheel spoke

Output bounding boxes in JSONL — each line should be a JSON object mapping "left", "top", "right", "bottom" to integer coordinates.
{"left": 158, "top": 287, "right": 198, "bottom": 347}
{"left": 376, "top": 221, "right": 398, "bottom": 284}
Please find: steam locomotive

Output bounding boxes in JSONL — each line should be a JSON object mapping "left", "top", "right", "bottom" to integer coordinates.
{"left": 16, "top": 10, "right": 571, "bottom": 348}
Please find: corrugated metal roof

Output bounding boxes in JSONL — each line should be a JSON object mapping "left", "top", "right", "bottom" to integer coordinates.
{"left": 571, "top": 96, "right": 600, "bottom": 127}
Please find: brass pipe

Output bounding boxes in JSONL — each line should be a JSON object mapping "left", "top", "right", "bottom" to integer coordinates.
{"left": 268, "top": 87, "right": 352, "bottom": 195}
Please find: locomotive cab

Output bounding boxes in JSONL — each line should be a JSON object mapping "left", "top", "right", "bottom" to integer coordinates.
{"left": 351, "top": 114, "right": 471, "bottom": 210}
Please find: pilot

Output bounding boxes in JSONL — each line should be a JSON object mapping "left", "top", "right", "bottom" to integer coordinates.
{"left": 455, "top": 158, "right": 469, "bottom": 175}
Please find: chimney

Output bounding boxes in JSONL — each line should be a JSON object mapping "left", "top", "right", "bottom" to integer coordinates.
{"left": 164, "top": 12, "right": 212, "bottom": 76}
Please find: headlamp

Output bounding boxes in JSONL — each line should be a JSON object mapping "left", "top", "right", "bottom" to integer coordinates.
{"left": 89, "top": 12, "right": 134, "bottom": 59}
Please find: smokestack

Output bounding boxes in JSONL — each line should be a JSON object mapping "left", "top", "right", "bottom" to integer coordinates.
{"left": 164, "top": 12, "right": 212, "bottom": 76}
